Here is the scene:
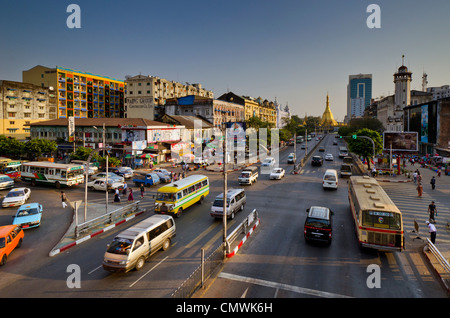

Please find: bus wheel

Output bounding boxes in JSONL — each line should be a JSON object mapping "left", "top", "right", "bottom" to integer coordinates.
{"left": 176, "top": 208, "right": 183, "bottom": 218}
{"left": 0, "top": 255, "right": 6, "bottom": 266}
{"left": 31, "top": 179, "right": 36, "bottom": 186}
{"left": 135, "top": 256, "right": 145, "bottom": 271}
{"left": 55, "top": 181, "right": 61, "bottom": 189}
{"left": 198, "top": 196, "right": 204, "bottom": 205}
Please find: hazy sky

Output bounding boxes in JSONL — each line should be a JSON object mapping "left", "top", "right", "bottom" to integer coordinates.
{"left": 1, "top": 0, "right": 450, "bottom": 121}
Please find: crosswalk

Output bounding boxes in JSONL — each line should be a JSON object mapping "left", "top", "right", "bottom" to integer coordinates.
{"left": 380, "top": 182, "right": 450, "bottom": 244}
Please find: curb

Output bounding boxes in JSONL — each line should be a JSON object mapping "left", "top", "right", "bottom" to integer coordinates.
{"left": 376, "top": 178, "right": 412, "bottom": 183}
{"left": 49, "top": 210, "right": 145, "bottom": 257}
{"left": 226, "top": 218, "right": 260, "bottom": 258}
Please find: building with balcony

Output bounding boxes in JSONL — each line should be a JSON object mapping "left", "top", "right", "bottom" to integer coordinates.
{"left": 0, "top": 80, "right": 57, "bottom": 139}
{"left": 125, "top": 74, "right": 214, "bottom": 120}
{"left": 23, "top": 65, "right": 125, "bottom": 119}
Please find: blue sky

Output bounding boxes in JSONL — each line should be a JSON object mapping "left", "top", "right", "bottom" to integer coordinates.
{"left": 1, "top": 0, "right": 450, "bottom": 121}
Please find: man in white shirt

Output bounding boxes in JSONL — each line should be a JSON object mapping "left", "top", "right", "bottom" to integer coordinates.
{"left": 426, "top": 221, "right": 437, "bottom": 244}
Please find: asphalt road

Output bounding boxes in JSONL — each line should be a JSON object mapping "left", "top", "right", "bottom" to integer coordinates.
{"left": 0, "top": 135, "right": 447, "bottom": 298}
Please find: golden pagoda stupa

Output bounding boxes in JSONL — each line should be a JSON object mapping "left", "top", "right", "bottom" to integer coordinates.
{"left": 321, "top": 93, "right": 337, "bottom": 126}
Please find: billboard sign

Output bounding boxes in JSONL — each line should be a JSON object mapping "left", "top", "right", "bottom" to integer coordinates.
{"left": 383, "top": 131, "right": 418, "bottom": 152}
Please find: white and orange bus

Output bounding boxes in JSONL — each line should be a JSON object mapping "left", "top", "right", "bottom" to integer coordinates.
{"left": 348, "top": 176, "right": 404, "bottom": 251}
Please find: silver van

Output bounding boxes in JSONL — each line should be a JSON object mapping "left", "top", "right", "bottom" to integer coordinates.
{"left": 211, "top": 188, "right": 246, "bottom": 220}
{"left": 102, "top": 214, "right": 176, "bottom": 272}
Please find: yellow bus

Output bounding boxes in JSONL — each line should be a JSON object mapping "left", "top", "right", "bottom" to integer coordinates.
{"left": 348, "top": 176, "right": 404, "bottom": 251}
{"left": 154, "top": 175, "right": 209, "bottom": 218}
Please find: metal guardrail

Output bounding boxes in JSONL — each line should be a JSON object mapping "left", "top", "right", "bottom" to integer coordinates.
{"left": 171, "top": 243, "right": 224, "bottom": 298}
{"left": 225, "top": 209, "right": 259, "bottom": 253}
{"left": 74, "top": 201, "right": 143, "bottom": 238}
{"left": 426, "top": 238, "right": 450, "bottom": 274}
{"left": 171, "top": 209, "right": 260, "bottom": 298}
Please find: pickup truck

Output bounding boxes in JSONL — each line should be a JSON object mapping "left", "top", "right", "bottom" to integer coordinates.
{"left": 133, "top": 173, "right": 160, "bottom": 187}
{"left": 87, "top": 178, "right": 125, "bottom": 192}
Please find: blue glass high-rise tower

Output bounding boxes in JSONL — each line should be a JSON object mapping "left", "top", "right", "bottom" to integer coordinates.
{"left": 347, "top": 74, "right": 372, "bottom": 121}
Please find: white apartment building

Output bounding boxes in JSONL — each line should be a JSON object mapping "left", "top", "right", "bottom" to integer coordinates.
{"left": 427, "top": 85, "right": 450, "bottom": 100}
{"left": 125, "top": 74, "right": 213, "bottom": 120}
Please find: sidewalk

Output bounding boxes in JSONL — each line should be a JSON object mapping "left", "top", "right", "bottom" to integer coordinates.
{"left": 49, "top": 198, "right": 146, "bottom": 257}
{"left": 368, "top": 161, "right": 450, "bottom": 292}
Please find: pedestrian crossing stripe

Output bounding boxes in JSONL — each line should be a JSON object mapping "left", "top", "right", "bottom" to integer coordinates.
{"left": 380, "top": 183, "right": 450, "bottom": 243}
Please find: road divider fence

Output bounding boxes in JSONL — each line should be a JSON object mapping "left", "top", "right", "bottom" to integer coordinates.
{"left": 171, "top": 209, "right": 261, "bottom": 298}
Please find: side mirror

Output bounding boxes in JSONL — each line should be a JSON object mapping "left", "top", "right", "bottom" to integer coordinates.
{"left": 306, "top": 208, "right": 310, "bottom": 212}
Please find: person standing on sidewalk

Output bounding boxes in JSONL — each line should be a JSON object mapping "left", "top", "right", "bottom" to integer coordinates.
{"left": 427, "top": 201, "right": 437, "bottom": 223}
{"left": 426, "top": 221, "right": 437, "bottom": 244}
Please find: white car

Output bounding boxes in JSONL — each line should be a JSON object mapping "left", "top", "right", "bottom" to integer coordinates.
{"left": 2, "top": 187, "right": 31, "bottom": 208}
{"left": 91, "top": 172, "right": 124, "bottom": 183}
{"left": 261, "top": 157, "right": 276, "bottom": 168}
{"left": 87, "top": 178, "right": 125, "bottom": 192}
{"left": 325, "top": 153, "right": 334, "bottom": 161}
{"left": 270, "top": 168, "right": 285, "bottom": 180}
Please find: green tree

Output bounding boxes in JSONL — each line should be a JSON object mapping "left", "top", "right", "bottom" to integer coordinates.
{"left": 347, "top": 128, "right": 383, "bottom": 169}
{"left": 0, "top": 136, "right": 24, "bottom": 158}
{"left": 70, "top": 147, "right": 100, "bottom": 161}
{"left": 23, "top": 139, "right": 57, "bottom": 160}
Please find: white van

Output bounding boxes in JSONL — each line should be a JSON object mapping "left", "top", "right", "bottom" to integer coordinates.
{"left": 211, "top": 188, "right": 246, "bottom": 220}
{"left": 238, "top": 166, "right": 258, "bottom": 185}
{"left": 102, "top": 214, "right": 176, "bottom": 272}
{"left": 323, "top": 169, "right": 338, "bottom": 190}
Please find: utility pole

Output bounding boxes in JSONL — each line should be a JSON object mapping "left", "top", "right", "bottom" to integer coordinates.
{"left": 223, "top": 126, "right": 228, "bottom": 259}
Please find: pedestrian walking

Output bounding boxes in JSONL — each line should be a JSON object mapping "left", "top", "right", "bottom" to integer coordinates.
{"left": 427, "top": 201, "right": 437, "bottom": 223}
{"left": 128, "top": 188, "right": 134, "bottom": 201}
{"left": 122, "top": 182, "right": 128, "bottom": 195}
{"left": 61, "top": 191, "right": 68, "bottom": 208}
{"left": 417, "top": 182, "right": 423, "bottom": 197}
{"left": 430, "top": 176, "right": 436, "bottom": 190}
{"left": 437, "top": 169, "right": 441, "bottom": 177}
{"left": 417, "top": 172, "right": 422, "bottom": 184}
{"left": 114, "top": 188, "right": 121, "bottom": 203}
{"left": 426, "top": 221, "right": 437, "bottom": 244}
{"left": 412, "top": 171, "right": 417, "bottom": 183}
{"left": 140, "top": 183, "right": 145, "bottom": 199}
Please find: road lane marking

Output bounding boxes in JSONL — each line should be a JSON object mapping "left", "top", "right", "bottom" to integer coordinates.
{"left": 185, "top": 222, "right": 220, "bottom": 249}
{"left": 129, "top": 256, "right": 168, "bottom": 288}
{"left": 218, "top": 272, "right": 353, "bottom": 298}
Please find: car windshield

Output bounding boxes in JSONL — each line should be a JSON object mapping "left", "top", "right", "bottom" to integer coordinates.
{"left": 6, "top": 191, "right": 25, "bottom": 197}
{"left": 0, "top": 176, "right": 12, "bottom": 182}
{"left": 107, "top": 238, "right": 133, "bottom": 255}
{"left": 313, "top": 157, "right": 321, "bottom": 161}
{"left": 119, "top": 168, "right": 132, "bottom": 173}
{"left": 324, "top": 175, "right": 336, "bottom": 181}
{"left": 17, "top": 208, "right": 39, "bottom": 217}
{"left": 240, "top": 172, "right": 250, "bottom": 177}
{"left": 272, "top": 169, "right": 282, "bottom": 173}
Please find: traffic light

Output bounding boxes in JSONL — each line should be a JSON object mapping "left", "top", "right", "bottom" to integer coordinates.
{"left": 352, "top": 135, "right": 357, "bottom": 139}
{"left": 339, "top": 135, "right": 343, "bottom": 139}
